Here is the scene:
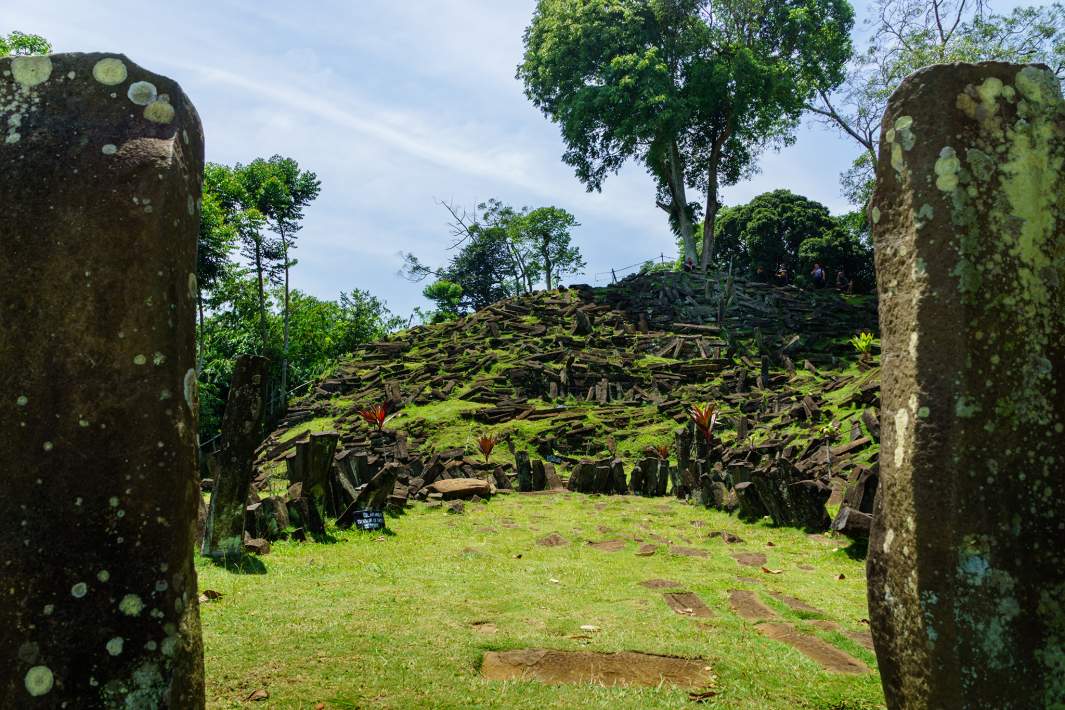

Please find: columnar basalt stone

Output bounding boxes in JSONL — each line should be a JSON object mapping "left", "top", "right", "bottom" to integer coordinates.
{"left": 202, "top": 355, "right": 270, "bottom": 559}
{"left": 515, "top": 451, "right": 533, "bottom": 492}
{"left": 0, "top": 54, "right": 205, "bottom": 707}
{"left": 869, "top": 62, "right": 1065, "bottom": 709}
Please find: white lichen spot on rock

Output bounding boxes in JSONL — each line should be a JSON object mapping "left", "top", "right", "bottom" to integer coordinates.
{"left": 71, "top": 582, "right": 88, "bottom": 598}
{"left": 894, "top": 408, "right": 910, "bottom": 468}
{"left": 183, "top": 368, "right": 198, "bottom": 410}
{"left": 187, "top": 273, "right": 197, "bottom": 300}
{"left": 871, "top": 206, "right": 880, "bottom": 224}
{"left": 935, "top": 146, "right": 961, "bottom": 191}
{"left": 119, "top": 593, "right": 145, "bottom": 616}
{"left": 92, "top": 58, "right": 127, "bottom": 86}
{"left": 16, "top": 395, "right": 28, "bottom": 406}
{"left": 24, "top": 666, "right": 54, "bottom": 697}
{"left": 883, "top": 528, "right": 895, "bottom": 554}
{"left": 144, "top": 97, "right": 175, "bottom": 124}
{"left": 133, "top": 354, "right": 147, "bottom": 366}
{"left": 97, "top": 569, "right": 110, "bottom": 582}
{"left": 127, "top": 81, "right": 158, "bottom": 106}
{"left": 101, "top": 144, "right": 118, "bottom": 156}
{"left": 4, "top": 132, "right": 20, "bottom": 145}
{"left": 106, "top": 636, "right": 124, "bottom": 656}
{"left": 11, "top": 55, "right": 53, "bottom": 87}
{"left": 42, "top": 441, "right": 53, "bottom": 452}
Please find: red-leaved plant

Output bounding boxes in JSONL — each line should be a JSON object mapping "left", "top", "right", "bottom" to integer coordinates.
{"left": 654, "top": 443, "right": 670, "bottom": 460}
{"left": 688, "top": 403, "right": 719, "bottom": 445}
{"left": 359, "top": 402, "right": 396, "bottom": 432}
{"left": 477, "top": 433, "right": 499, "bottom": 463}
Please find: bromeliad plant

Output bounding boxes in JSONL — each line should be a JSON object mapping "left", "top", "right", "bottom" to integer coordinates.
{"left": 850, "top": 332, "right": 876, "bottom": 360}
{"left": 477, "top": 433, "right": 499, "bottom": 464}
{"left": 654, "top": 443, "right": 670, "bottom": 460}
{"left": 359, "top": 402, "right": 396, "bottom": 432}
{"left": 688, "top": 403, "right": 719, "bottom": 446}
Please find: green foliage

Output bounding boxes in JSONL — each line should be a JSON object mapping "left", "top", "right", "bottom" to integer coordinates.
{"left": 518, "top": 0, "right": 854, "bottom": 265}
{"left": 811, "top": 0, "right": 1065, "bottom": 205}
{"left": 420, "top": 280, "right": 464, "bottom": 323}
{"left": 849, "top": 331, "right": 876, "bottom": 356}
{"left": 404, "top": 199, "right": 585, "bottom": 312}
{"left": 679, "top": 190, "right": 875, "bottom": 290}
{"left": 198, "top": 271, "right": 401, "bottom": 439}
{"left": 0, "top": 31, "right": 51, "bottom": 56}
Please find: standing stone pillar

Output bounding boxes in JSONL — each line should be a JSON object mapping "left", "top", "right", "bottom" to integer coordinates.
{"left": 202, "top": 354, "right": 270, "bottom": 559}
{"left": 869, "top": 62, "right": 1064, "bottom": 709}
{"left": 0, "top": 54, "right": 205, "bottom": 707}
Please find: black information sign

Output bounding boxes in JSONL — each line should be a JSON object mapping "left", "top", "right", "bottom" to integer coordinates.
{"left": 354, "top": 509, "right": 385, "bottom": 531}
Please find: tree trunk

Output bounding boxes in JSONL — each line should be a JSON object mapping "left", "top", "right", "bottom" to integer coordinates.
{"left": 543, "top": 246, "right": 553, "bottom": 290}
{"left": 700, "top": 167, "right": 720, "bottom": 272}
{"left": 197, "top": 292, "right": 205, "bottom": 374}
{"left": 280, "top": 226, "right": 290, "bottom": 401}
{"left": 668, "top": 142, "right": 697, "bottom": 264}
{"left": 254, "top": 242, "right": 267, "bottom": 352}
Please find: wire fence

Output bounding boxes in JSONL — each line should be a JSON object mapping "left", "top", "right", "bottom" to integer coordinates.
{"left": 589, "top": 253, "right": 674, "bottom": 286}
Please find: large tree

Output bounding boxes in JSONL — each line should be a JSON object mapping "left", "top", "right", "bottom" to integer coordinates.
{"left": 518, "top": 0, "right": 853, "bottom": 270}
{"left": 237, "top": 156, "right": 321, "bottom": 396}
{"left": 403, "top": 199, "right": 585, "bottom": 311}
{"left": 683, "top": 189, "right": 874, "bottom": 287}
{"left": 809, "top": 0, "right": 1065, "bottom": 205}
{"left": 0, "top": 31, "right": 50, "bottom": 56}
{"left": 515, "top": 207, "right": 585, "bottom": 289}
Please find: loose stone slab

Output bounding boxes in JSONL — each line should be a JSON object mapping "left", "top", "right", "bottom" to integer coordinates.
{"left": 869, "top": 61, "right": 1065, "bottom": 708}
{"left": 536, "top": 533, "right": 569, "bottom": 547}
{"left": 481, "top": 649, "right": 712, "bottom": 689}
{"left": 765, "top": 592, "right": 824, "bottom": 615}
{"left": 639, "top": 579, "right": 682, "bottom": 589}
{"left": 663, "top": 592, "right": 714, "bottom": 618}
{"left": 757, "top": 624, "right": 869, "bottom": 675}
{"left": 729, "top": 590, "right": 778, "bottom": 621}
{"left": 0, "top": 53, "right": 205, "bottom": 707}
{"left": 588, "top": 539, "right": 626, "bottom": 552}
{"left": 732, "top": 552, "right": 767, "bottom": 567}
{"left": 669, "top": 546, "right": 709, "bottom": 558}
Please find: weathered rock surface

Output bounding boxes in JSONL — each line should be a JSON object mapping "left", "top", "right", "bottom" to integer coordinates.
{"left": 202, "top": 355, "right": 270, "bottom": 559}
{"left": 869, "top": 62, "right": 1065, "bottom": 709}
{"left": 426, "top": 478, "right": 493, "bottom": 500}
{"left": 0, "top": 53, "right": 205, "bottom": 707}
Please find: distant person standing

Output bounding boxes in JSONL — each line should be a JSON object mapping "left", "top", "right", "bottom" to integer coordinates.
{"left": 775, "top": 265, "right": 789, "bottom": 286}
{"left": 811, "top": 262, "right": 826, "bottom": 289}
{"left": 835, "top": 268, "right": 848, "bottom": 291}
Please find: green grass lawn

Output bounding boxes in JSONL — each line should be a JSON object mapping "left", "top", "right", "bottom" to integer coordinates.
{"left": 197, "top": 494, "right": 884, "bottom": 709}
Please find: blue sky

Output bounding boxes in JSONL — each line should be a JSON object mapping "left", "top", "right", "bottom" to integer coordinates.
{"left": 6, "top": 0, "right": 1034, "bottom": 316}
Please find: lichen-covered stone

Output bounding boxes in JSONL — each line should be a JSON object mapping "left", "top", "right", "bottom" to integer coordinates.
{"left": 201, "top": 355, "right": 270, "bottom": 560}
{"left": 0, "top": 53, "right": 205, "bottom": 706}
{"left": 869, "top": 61, "right": 1064, "bottom": 709}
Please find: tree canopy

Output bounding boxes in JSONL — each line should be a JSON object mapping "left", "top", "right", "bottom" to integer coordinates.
{"left": 518, "top": 0, "right": 854, "bottom": 269}
{"left": 403, "top": 199, "right": 585, "bottom": 316}
{"left": 1, "top": 31, "right": 50, "bottom": 56}
{"left": 809, "top": 0, "right": 1065, "bottom": 205}
{"left": 680, "top": 190, "right": 874, "bottom": 289}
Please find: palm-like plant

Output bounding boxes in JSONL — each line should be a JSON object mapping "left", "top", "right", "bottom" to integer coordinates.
{"left": 477, "top": 433, "right": 499, "bottom": 464}
{"left": 688, "top": 403, "right": 719, "bottom": 445}
{"left": 359, "top": 402, "right": 395, "bottom": 432}
{"left": 850, "top": 332, "right": 876, "bottom": 358}
{"left": 654, "top": 443, "right": 670, "bottom": 460}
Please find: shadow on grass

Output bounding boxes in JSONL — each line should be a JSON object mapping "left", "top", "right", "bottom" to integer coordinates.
{"left": 842, "top": 536, "right": 868, "bottom": 561}
{"left": 209, "top": 554, "right": 268, "bottom": 575}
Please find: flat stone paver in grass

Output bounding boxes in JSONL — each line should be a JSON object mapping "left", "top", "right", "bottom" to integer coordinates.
{"left": 663, "top": 592, "right": 714, "bottom": 618}
{"left": 729, "top": 590, "right": 779, "bottom": 621}
{"left": 481, "top": 649, "right": 713, "bottom": 689}
{"left": 757, "top": 623, "right": 870, "bottom": 674}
